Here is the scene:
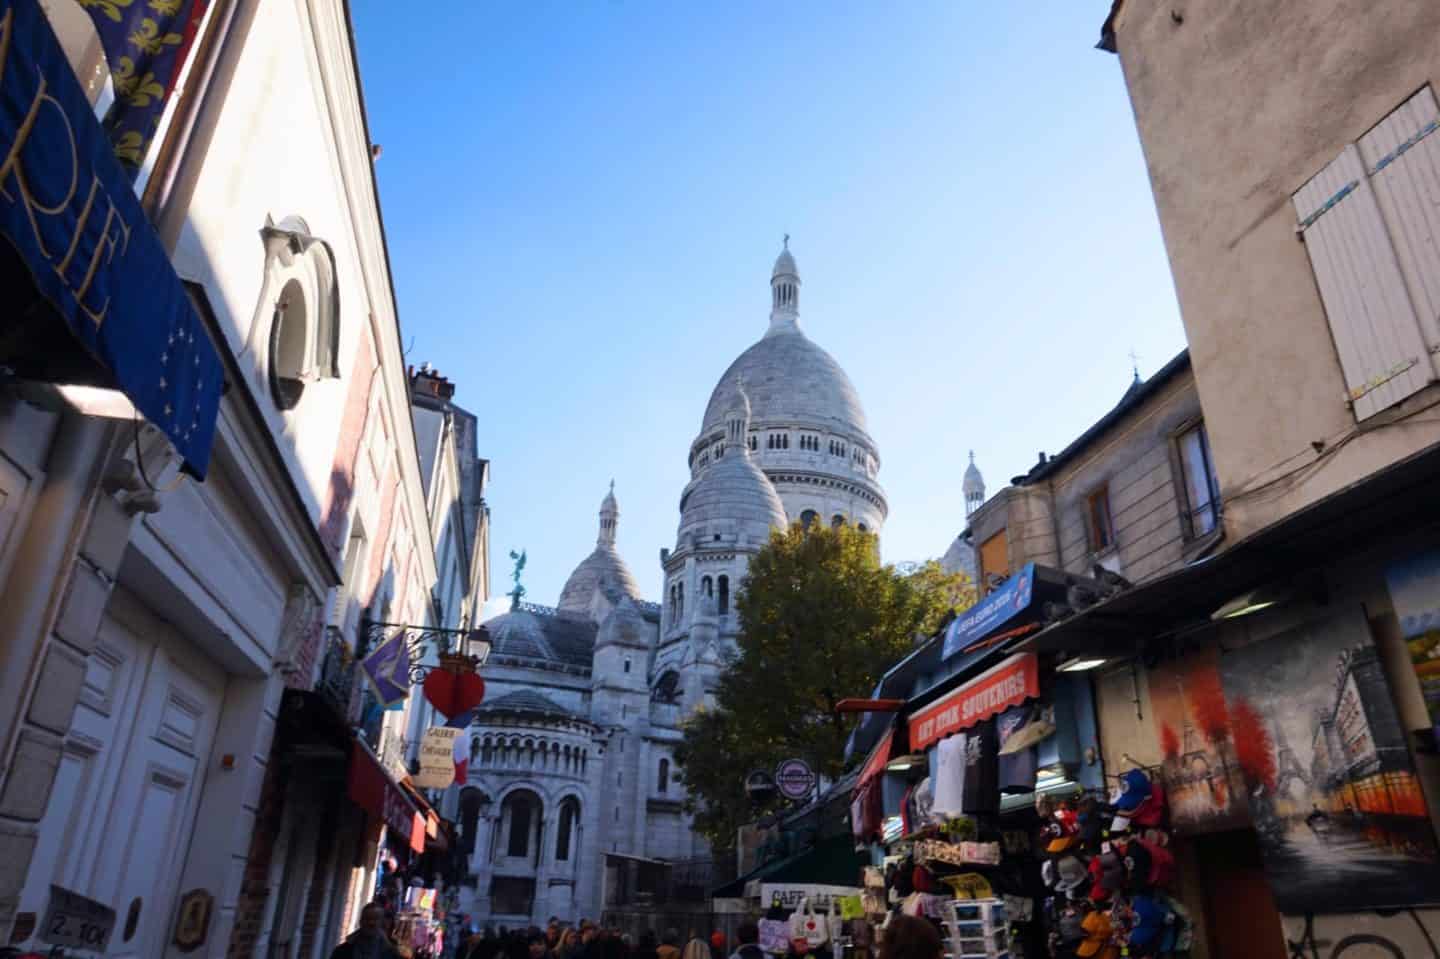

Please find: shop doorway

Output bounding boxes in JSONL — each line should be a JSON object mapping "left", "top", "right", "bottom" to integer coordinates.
{"left": 14, "top": 587, "right": 226, "bottom": 957}
{"left": 1196, "top": 829, "right": 1287, "bottom": 959}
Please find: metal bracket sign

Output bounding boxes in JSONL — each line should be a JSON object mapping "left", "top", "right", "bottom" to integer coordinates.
{"left": 39, "top": 885, "right": 115, "bottom": 952}
{"left": 774, "top": 758, "right": 817, "bottom": 800}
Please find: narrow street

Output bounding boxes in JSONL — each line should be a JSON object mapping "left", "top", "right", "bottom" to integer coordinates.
{"left": 3, "top": 2, "right": 1440, "bottom": 958}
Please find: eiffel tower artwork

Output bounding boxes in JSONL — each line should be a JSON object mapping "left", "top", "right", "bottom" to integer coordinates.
{"left": 1272, "top": 719, "right": 1312, "bottom": 801}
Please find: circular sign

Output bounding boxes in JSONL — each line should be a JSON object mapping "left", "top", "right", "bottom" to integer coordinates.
{"left": 774, "top": 758, "right": 817, "bottom": 800}
{"left": 745, "top": 769, "right": 776, "bottom": 800}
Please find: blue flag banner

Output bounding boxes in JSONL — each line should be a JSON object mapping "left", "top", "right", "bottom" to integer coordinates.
{"left": 941, "top": 563, "right": 1037, "bottom": 661}
{"left": 0, "top": 0, "right": 223, "bottom": 477}
{"left": 83, "top": 0, "right": 208, "bottom": 177}
{"left": 361, "top": 631, "right": 411, "bottom": 708}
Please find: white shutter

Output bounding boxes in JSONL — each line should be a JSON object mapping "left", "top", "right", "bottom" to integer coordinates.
{"left": 1293, "top": 144, "right": 1430, "bottom": 419}
{"left": 1359, "top": 86, "right": 1440, "bottom": 371}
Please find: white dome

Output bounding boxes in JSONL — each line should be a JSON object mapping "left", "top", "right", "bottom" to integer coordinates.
{"left": 701, "top": 331, "right": 869, "bottom": 439}
{"left": 678, "top": 449, "right": 787, "bottom": 542}
{"left": 557, "top": 545, "right": 642, "bottom": 614}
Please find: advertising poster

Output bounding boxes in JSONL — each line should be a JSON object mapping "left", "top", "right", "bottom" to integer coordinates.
{"left": 1217, "top": 607, "right": 1440, "bottom": 913}
{"left": 1384, "top": 548, "right": 1440, "bottom": 742}
{"left": 1148, "top": 646, "right": 1251, "bottom": 834}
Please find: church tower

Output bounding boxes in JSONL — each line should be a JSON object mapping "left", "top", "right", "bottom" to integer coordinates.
{"left": 964, "top": 451, "right": 986, "bottom": 517}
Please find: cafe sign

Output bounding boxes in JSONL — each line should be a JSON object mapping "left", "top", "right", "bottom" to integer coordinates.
{"left": 908, "top": 652, "right": 1039, "bottom": 751}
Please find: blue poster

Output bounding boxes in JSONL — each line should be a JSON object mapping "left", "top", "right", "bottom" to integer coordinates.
{"left": 941, "top": 564, "right": 1035, "bottom": 660}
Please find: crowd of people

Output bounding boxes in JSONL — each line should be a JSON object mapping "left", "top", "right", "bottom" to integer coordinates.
{"left": 328, "top": 906, "right": 775, "bottom": 959}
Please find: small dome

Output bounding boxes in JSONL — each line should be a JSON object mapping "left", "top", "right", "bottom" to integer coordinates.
{"left": 558, "top": 547, "right": 642, "bottom": 615}
{"left": 679, "top": 449, "right": 787, "bottom": 542}
{"left": 596, "top": 596, "right": 650, "bottom": 649}
{"left": 963, "top": 451, "right": 985, "bottom": 495}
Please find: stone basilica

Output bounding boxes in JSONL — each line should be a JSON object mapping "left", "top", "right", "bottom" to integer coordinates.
{"left": 456, "top": 244, "right": 885, "bottom": 926}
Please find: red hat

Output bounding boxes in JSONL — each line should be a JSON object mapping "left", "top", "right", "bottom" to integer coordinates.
{"left": 711, "top": 932, "right": 727, "bottom": 950}
{"left": 1045, "top": 808, "right": 1080, "bottom": 853}
{"left": 1130, "top": 780, "right": 1167, "bottom": 828}
{"left": 1136, "top": 837, "right": 1175, "bottom": 887}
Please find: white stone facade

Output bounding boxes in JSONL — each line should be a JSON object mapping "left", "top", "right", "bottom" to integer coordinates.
{"left": 458, "top": 245, "right": 885, "bottom": 928}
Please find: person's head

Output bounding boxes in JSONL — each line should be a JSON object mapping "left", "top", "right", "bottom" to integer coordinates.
{"left": 664, "top": 929, "right": 680, "bottom": 947}
{"left": 548, "top": 923, "right": 562, "bottom": 946}
{"left": 530, "top": 933, "right": 549, "bottom": 958}
{"left": 358, "top": 902, "right": 387, "bottom": 939}
{"left": 879, "top": 916, "right": 943, "bottom": 959}
{"left": 710, "top": 932, "right": 725, "bottom": 952}
{"left": 561, "top": 929, "right": 580, "bottom": 949}
{"left": 582, "top": 927, "right": 597, "bottom": 945}
{"left": 736, "top": 922, "right": 758, "bottom": 946}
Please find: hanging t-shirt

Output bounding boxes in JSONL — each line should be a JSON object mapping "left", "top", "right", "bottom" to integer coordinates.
{"left": 996, "top": 704, "right": 1038, "bottom": 793}
{"left": 960, "top": 718, "right": 999, "bottom": 814}
{"left": 931, "top": 732, "right": 968, "bottom": 815}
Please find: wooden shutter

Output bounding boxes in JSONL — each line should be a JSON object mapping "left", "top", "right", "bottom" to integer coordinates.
{"left": 1293, "top": 145, "right": 1430, "bottom": 419}
{"left": 1359, "top": 86, "right": 1440, "bottom": 369}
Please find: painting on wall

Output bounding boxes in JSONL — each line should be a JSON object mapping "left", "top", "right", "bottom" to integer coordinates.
{"left": 1217, "top": 607, "right": 1440, "bottom": 913}
{"left": 1148, "top": 646, "right": 1250, "bottom": 835}
{"left": 1385, "top": 548, "right": 1440, "bottom": 743}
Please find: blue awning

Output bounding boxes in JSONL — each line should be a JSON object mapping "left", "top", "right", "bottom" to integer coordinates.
{"left": 0, "top": 0, "right": 223, "bottom": 478}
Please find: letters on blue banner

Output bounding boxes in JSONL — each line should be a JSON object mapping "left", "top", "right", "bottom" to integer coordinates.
{"left": 941, "top": 564, "right": 1036, "bottom": 660}
{"left": 0, "top": 0, "right": 223, "bottom": 477}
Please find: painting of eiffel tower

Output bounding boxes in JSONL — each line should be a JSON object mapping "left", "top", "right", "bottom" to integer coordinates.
{"left": 1148, "top": 645, "right": 1250, "bottom": 835}
{"left": 1218, "top": 606, "right": 1440, "bottom": 914}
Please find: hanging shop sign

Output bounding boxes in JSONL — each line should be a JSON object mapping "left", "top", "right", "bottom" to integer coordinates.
{"left": 361, "top": 631, "right": 411, "bottom": 707}
{"left": 909, "top": 652, "right": 1039, "bottom": 751}
{"left": 762, "top": 883, "right": 862, "bottom": 912}
{"left": 422, "top": 654, "right": 486, "bottom": 718}
{"left": 774, "top": 758, "right": 817, "bottom": 800}
{"left": 38, "top": 885, "right": 115, "bottom": 952}
{"left": 0, "top": 0, "right": 223, "bottom": 478}
{"left": 941, "top": 564, "right": 1036, "bottom": 660}
{"left": 413, "top": 727, "right": 461, "bottom": 789}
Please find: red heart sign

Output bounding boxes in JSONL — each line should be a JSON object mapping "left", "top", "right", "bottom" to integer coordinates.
{"left": 423, "top": 668, "right": 485, "bottom": 718}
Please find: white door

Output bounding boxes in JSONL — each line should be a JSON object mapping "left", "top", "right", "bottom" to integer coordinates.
{"left": 15, "top": 587, "right": 225, "bottom": 957}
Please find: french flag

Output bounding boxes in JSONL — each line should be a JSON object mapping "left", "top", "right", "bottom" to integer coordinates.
{"left": 446, "top": 709, "right": 474, "bottom": 786}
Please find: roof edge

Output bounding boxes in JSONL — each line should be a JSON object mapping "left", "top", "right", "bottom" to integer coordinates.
{"left": 1097, "top": 0, "right": 1124, "bottom": 52}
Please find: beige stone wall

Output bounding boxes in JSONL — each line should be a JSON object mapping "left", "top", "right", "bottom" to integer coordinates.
{"left": 1111, "top": 0, "right": 1440, "bottom": 542}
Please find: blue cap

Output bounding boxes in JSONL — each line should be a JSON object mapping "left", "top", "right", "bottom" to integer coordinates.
{"left": 1128, "top": 895, "right": 1168, "bottom": 948}
{"left": 1115, "top": 768, "right": 1153, "bottom": 812}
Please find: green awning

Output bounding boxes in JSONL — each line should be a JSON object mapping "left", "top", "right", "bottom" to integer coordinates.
{"left": 713, "top": 835, "right": 865, "bottom": 899}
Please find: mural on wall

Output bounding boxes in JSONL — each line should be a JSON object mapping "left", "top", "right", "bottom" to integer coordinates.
{"left": 1217, "top": 607, "right": 1440, "bottom": 913}
{"left": 1149, "top": 646, "right": 1250, "bottom": 834}
{"left": 1385, "top": 548, "right": 1440, "bottom": 743}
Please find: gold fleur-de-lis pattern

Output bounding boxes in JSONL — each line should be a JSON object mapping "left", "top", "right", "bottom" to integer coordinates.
{"left": 78, "top": 0, "right": 135, "bottom": 24}
{"left": 80, "top": 0, "right": 203, "bottom": 177}
{"left": 128, "top": 17, "right": 183, "bottom": 56}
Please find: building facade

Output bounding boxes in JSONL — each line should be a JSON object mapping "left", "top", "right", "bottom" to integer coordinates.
{"left": 0, "top": 2, "right": 474, "bottom": 956}
{"left": 459, "top": 244, "right": 885, "bottom": 929}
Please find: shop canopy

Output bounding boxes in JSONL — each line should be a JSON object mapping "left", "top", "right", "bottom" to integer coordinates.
{"left": 0, "top": 0, "right": 223, "bottom": 478}
{"left": 712, "top": 835, "right": 866, "bottom": 900}
{"left": 348, "top": 739, "right": 427, "bottom": 853}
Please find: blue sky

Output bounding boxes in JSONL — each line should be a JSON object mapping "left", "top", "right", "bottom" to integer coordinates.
{"left": 351, "top": 1, "right": 1187, "bottom": 610}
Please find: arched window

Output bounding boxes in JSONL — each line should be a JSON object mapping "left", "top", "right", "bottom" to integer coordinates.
{"left": 718, "top": 575, "right": 730, "bottom": 615}
{"left": 701, "top": 576, "right": 713, "bottom": 597}
{"left": 832, "top": 514, "right": 846, "bottom": 529}
{"left": 677, "top": 583, "right": 684, "bottom": 618}
{"left": 556, "top": 797, "right": 580, "bottom": 862}
{"left": 653, "top": 671, "right": 681, "bottom": 704}
{"left": 658, "top": 758, "right": 671, "bottom": 794}
{"left": 800, "top": 510, "right": 818, "bottom": 529}
{"left": 501, "top": 790, "right": 542, "bottom": 859}
{"left": 260, "top": 217, "right": 340, "bottom": 411}
{"left": 459, "top": 788, "right": 488, "bottom": 856}
{"left": 748, "top": 435, "right": 758, "bottom": 451}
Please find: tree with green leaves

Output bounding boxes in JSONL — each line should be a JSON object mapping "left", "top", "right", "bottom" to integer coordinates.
{"left": 675, "top": 522, "right": 974, "bottom": 852}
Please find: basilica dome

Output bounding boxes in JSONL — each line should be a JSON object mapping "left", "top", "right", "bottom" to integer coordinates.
{"left": 679, "top": 388, "right": 787, "bottom": 542}
{"left": 558, "top": 483, "right": 642, "bottom": 616}
{"left": 701, "top": 332, "right": 869, "bottom": 439}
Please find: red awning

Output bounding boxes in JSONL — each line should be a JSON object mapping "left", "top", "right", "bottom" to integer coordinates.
{"left": 856, "top": 723, "right": 897, "bottom": 791}
{"left": 347, "top": 740, "right": 426, "bottom": 853}
{"left": 908, "top": 652, "right": 1039, "bottom": 752}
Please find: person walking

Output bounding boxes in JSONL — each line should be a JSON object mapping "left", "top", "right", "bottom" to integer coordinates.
{"left": 877, "top": 917, "right": 941, "bottom": 959}
{"left": 330, "top": 902, "right": 403, "bottom": 959}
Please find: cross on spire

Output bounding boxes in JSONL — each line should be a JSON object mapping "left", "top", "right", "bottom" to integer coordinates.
{"left": 783, "top": 232, "right": 789, "bottom": 249}
{"left": 1129, "top": 348, "right": 1141, "bottom": 382}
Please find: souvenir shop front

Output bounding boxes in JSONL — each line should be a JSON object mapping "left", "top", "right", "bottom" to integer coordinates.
{"left": 843, "top": 569, "right": 1198, "bottom": 959}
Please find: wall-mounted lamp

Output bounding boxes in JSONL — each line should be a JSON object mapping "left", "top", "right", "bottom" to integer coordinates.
{"left": 885, "top": 754, "right": 926, "bottom": 773}
{"left": 1211, "top": 585, "right": 1289, "bottom": 620}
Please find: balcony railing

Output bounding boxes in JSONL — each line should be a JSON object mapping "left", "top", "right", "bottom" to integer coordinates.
{"left": 317, "top": 626, "right": 359, "bottom": 722}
